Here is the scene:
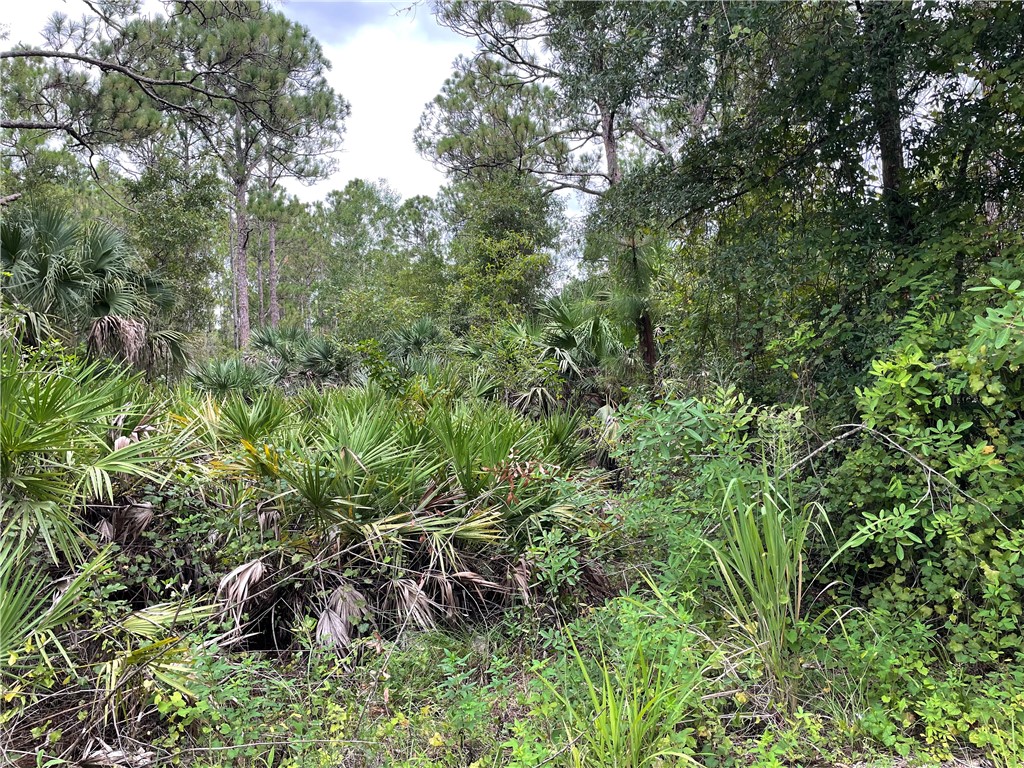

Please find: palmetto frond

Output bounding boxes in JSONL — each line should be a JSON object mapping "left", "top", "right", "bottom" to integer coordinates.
{"left": 1, "top": 337, "right": 180, "bottom": 563}
{"left": 96, "top": 600, "right": 216, "bottom": 723}
{"left": 2, "top": 207, "right": 188, "bottom": 372}
{"left": 316, "top": 581, "right": 371, "bottom": 649}
{"left": 187, "top": 381, "right": 597, "bottom": 644}
{"left": 0, "top": 541, "right": 113, "bottom": 681}
{"left": 390, "top": 316, "right": 444, "bottom": 364}
{"left": 220, "top": 390, "right": 293, "bottom": 444}
{"left": 247, "top": 326, "right": 356, "bottom": 386}
{"left": 536, "top": 290, "right": 631, "bottom": 383}
{"left": 189, "top": 357, "right": 272, "bottom": 396}
{"left": 298, "top": 335, "right": 351, "bottom": 377}
{"left": 251, "top": 324, "right": 308, "bottom": 361}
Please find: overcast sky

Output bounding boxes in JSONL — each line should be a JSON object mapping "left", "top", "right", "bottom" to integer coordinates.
{"left": 1, "top": 0, "right": 476, "bottom": 202}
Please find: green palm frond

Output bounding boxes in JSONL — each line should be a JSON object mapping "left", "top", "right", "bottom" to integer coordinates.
{"left": 220, "top": 390, "right": 293, "bottom": 444}
{"left": 0, "top": 541, "right": 113, "bottom": 681}
{"left": 2, "top": 207, "right": 184, "bottom": 370}
{"left": 189, "top": 357, "right": 271, "bottom": 396}
{"left": 1, "top": 336, "right": 179, "bottom": 562}
{"left": 97, "top": 600, "right": 215, "bottom": 723}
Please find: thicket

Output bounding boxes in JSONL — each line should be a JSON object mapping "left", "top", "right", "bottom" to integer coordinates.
{"left": 2, "top": 1, "right": 1023, "bottom": 767}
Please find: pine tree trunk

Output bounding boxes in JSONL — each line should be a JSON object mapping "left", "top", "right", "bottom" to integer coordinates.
{"left": 229, "top": 221, "right": 238, "bottom": 349}
{"left": 234, "top": 178, "right": 251, "bottom": 348}
{"left": 600, "top": 104, "right": 622, "bottom": 186}
{"left": 269, "top": 219, "right": 280, "bottom": 328}
{"left": 256, "top": 234, "right": 265, "bottom": 327}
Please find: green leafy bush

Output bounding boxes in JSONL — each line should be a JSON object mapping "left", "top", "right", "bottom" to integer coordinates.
{"left": 827, "top": 273, "right": 1024, "bottom": 661}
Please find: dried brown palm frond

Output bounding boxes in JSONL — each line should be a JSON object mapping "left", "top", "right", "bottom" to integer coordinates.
{"left": 217, "top": 558, "right": 266, "bottom": 635}
{"left": 329, "top": 582, "right": 370, "bottom": 626}
{"left": 510, "top": 555, "right": 532, "bottom": 605}
{"left": 389, "top": 578, "right": 437, "bottom": 631}
{"left": 109, "top": 404, "right": 133, "bottom": 440}
{"left": 139, "top": 328, "right": 189, "bottom": 374}
{"left": 88, "top": 315, "right": 147, "bottom": 368}
{"left": 87, "top": 316, "right": 188, "bottom": 376}
{"left": 316, "top": 607, "right": 350, "bottom": 649}
{"left": 452, "top": 570, "right": 505, "bottom": 591}
{"left": 79, "top": 738, "right": 155, "bottom": 767}
{"left": 106, "top": 409, "right": 159, "bottom": 462}
{"left": 450, "top": 570, "right": 508, "bottom": 616}
{"left": 415, "top": 479, "right": 465, "bottom": 515}
{"left": 316, "top": 581, "right": 371, "bottom": 650}
{"left": 94, "top": 502, "right": 156, "bottom": 547}
{"left": 132, "top": 422, "right": 157, "bottom": 441}
{"left": 112, "top": 435, "right": 134, "bottom": 451}
{"left": 428, "top": 571, "right": 457, "bottom": 619}
{"left": 121, "top": 501, "right": 155, "bottom": 539}
{"left": 256, "top": 498, "right": 280, "bottom": 536}
{"left": 97, "top": 517, "right": 115, "bottom": 543}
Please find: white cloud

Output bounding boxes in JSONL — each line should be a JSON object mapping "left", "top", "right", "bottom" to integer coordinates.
{"left": 1, "top": 2, "right": 63, "bottom": 46}
{"left": 287, "top": 19, "right": 471, "bottom": 202}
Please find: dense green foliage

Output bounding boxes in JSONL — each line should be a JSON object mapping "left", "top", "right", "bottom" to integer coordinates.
{"left": 2, "top": 0, "right": 1023, "bottom": 766}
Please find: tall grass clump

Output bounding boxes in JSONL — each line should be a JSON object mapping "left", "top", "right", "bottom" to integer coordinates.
{"left": 703, "top": 475, "right": 847, "bottom": 715}
{"left": 545, "top": 633, "right": 706, "bottom": 768}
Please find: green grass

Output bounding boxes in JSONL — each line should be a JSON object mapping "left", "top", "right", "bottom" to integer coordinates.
{"left": 702, "top": 475, "right": 846, "bottom": 715}
{"left": 544, "top": 633, "right": 706, "bottom": 768}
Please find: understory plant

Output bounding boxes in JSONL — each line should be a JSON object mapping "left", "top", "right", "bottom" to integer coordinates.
{"left": 172, "top": 372, "right": 603, "bottom": 652}
{"left": 0, "top": 331, "right": 217, "bottom": 762}
{"left": 703, "top": 476, "right": 850, "bottom": 715}
{"left": 545, "top": 633, "right": 706, "bottom": 768}
{"left": 825, "top": 270, "right": 1024, "bottom": 662}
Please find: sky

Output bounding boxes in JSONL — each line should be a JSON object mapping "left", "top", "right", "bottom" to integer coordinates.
{"left": 0, "top": 0, "right": 476, "bottom": 202}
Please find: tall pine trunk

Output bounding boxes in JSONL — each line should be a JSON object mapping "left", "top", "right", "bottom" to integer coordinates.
{"left": 233, "top": 177, "right": 251, "bottom": 348}
{"left": 600, "top": 104, "right": 622, "bottom": 186}
{"left": 229, "top": 221, "right": 237, "bottom": 348}
{"left": 269, "top": 219, "right": 280, "bottom": 327}
{"left": 256, "top": 234, "right": 265, "bottom": 327}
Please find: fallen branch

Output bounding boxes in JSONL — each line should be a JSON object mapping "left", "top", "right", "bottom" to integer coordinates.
{"left": 783, "top": 425, "right": 865, "bottom": 475}
{"left": 783, "top": 422, "right": 1003, "bottom": 527}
